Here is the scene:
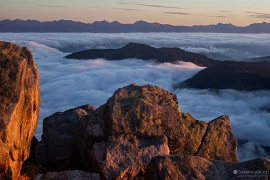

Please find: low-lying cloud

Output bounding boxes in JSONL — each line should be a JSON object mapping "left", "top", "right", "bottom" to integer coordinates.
{"left": 4, "top": 33, "right": 270, "bottom": 60}
{"left": 0, "top": 33, "right": 269, "bottom": 161}
{"left": 246, "top": 11, "right": 270, "bottom": 19}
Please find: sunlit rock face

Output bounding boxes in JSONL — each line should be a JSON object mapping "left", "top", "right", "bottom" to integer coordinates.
{"left": 0, "top": 41, "right": 40, "bottom": 179}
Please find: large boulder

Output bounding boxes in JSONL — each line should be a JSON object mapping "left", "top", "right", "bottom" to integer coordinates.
{"left": 0, "top": 41, "right": 40, "bottom": 179}
{"left": 194, "top": 115, "right": 238, "bottom": 162}
{"left": 104, "top": 84, "right": 238, "bottom": 162}
{"left": 106, "top": 84, "right": 181, "bottom": 137}
{"left": 144, "top": 155, "right": 270, "bottom": 180}
{"left": 35, "top": 105, "right": 95, "bottom": 171}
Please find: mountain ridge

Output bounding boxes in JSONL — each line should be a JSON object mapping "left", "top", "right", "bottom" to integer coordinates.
{"left": 65, "top": 42, "right": 270, "bottom": 90}
{"left": 65, "top": 42, "right": 216, "bottom": 67}
{"left": 1, "top": 19, "right": 270, "bottom": 33}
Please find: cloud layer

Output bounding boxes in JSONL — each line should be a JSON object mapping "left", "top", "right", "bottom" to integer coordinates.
{"left": 119, "top": 2, "right": 186, "bottom": 10}
{"left": 4, "top": 33, "right": 270, "bottom": 60}
{"left": 0, "top": 33, "right": 269, "bottom": 161}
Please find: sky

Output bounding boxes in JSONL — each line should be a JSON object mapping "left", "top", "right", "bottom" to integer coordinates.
{"left": 0, "top": 0, "right": 270, "bottom": 26}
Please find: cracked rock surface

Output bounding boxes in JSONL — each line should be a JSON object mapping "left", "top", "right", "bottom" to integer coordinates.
{"left": 0, "top": 41, "right": 40, "bottom": 179}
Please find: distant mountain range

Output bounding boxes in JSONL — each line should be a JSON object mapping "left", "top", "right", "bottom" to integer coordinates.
{"left": 0, "top": 19, "right": 270, "bottom": 33}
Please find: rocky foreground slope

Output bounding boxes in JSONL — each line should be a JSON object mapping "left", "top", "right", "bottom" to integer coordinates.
{"left": 33, "top": 83, "right": 270, "bottom": 179}
{"left": 0, "top": 41, "right": 40, "bottom": 179}
{"left": 0, "top": 41, "right": 269, "bottom": 179}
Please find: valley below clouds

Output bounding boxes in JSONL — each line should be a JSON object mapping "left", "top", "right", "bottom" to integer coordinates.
{"left": 1, "top": 33, "right": 269, "bottom": 161}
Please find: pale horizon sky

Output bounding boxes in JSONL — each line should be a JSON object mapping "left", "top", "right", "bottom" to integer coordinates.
{"left": 1, "top": 0, "right": 270, "bottom": 26}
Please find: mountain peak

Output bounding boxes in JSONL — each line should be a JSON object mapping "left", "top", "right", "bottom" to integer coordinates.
{"left": 122, "top": 42, "right": 153, "bottom": 49}
{"left": 111, "top": 21, "right": 121, "bottom": 24}
{"left": 133, "top": 20, "right": 149, "bottom": 25}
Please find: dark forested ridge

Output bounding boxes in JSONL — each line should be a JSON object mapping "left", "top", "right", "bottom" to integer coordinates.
{"left": 66, "top": 42, "right": 270, "bottom": 90}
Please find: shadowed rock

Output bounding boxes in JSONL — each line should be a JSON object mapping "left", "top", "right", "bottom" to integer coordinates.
{"left": 35, "top": 105, "right": 95, "bottom": 171}
{"left": 0, "top": 41, "right": 40, "bottom": 179}
{"left": 76, "top": 105, "right": 106, "bottom": 172}
{"left": 144, "top": 155, "right": 270, "bottom": 180}
{"left": 34, "top": 170, "right": 100, "bottom": 180}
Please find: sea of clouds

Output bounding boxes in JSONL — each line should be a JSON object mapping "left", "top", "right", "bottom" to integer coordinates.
{"left": 0, "top": 33, "right": 269, "bottom": 161}
{"left": 2, "top": 33, "right": 270, "bottom": 59}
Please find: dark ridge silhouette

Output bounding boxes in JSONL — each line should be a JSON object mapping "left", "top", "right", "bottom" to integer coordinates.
{"left": 65, "top": 42, "right": 270, "bottom": 90}
{"left": 182, "top": 60, "right": 270, "bottom": 90}
{"left": 245, "top": 56, "right": 270, "bottom": 62}
{"left": 201, "top": 52, "right": 233, "bottom": 61}
{"left": 65, "top": 42, "right": 216, "bottom": 67}
{"left": 1, "top": 19, "right": 270, "bottom": 33}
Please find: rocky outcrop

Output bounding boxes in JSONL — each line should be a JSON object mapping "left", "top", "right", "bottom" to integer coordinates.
{"left": 0, "top": 41, "right": 40, "bottom": 179}
{"left": 177, "top": 113, "right": 238, "bottom": 162}
{"left": 95, "top": 84, "right": 237, "bottom": 179}
{"left": 65, "top": 43, "right": 215, "bottom": 67}
{"left": 144, "top": 155, "right": 270, "bottom": 180}
{"left": 35, "top": 105, "right": 95, "bottom": 171}
{"left": 34, "top": 170, "right": 100, "bottom": 180}
{"left": 102, "top": 84, "right": 238, "bottom": 161}
{"left": 36, "top": 84, "right": 236, "bottom": 179}
{"left": 194, "top": 115, "right": 238, "bottom": 162}
{"left": 0, "top": 41, "right": 267, "bottom": 179}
